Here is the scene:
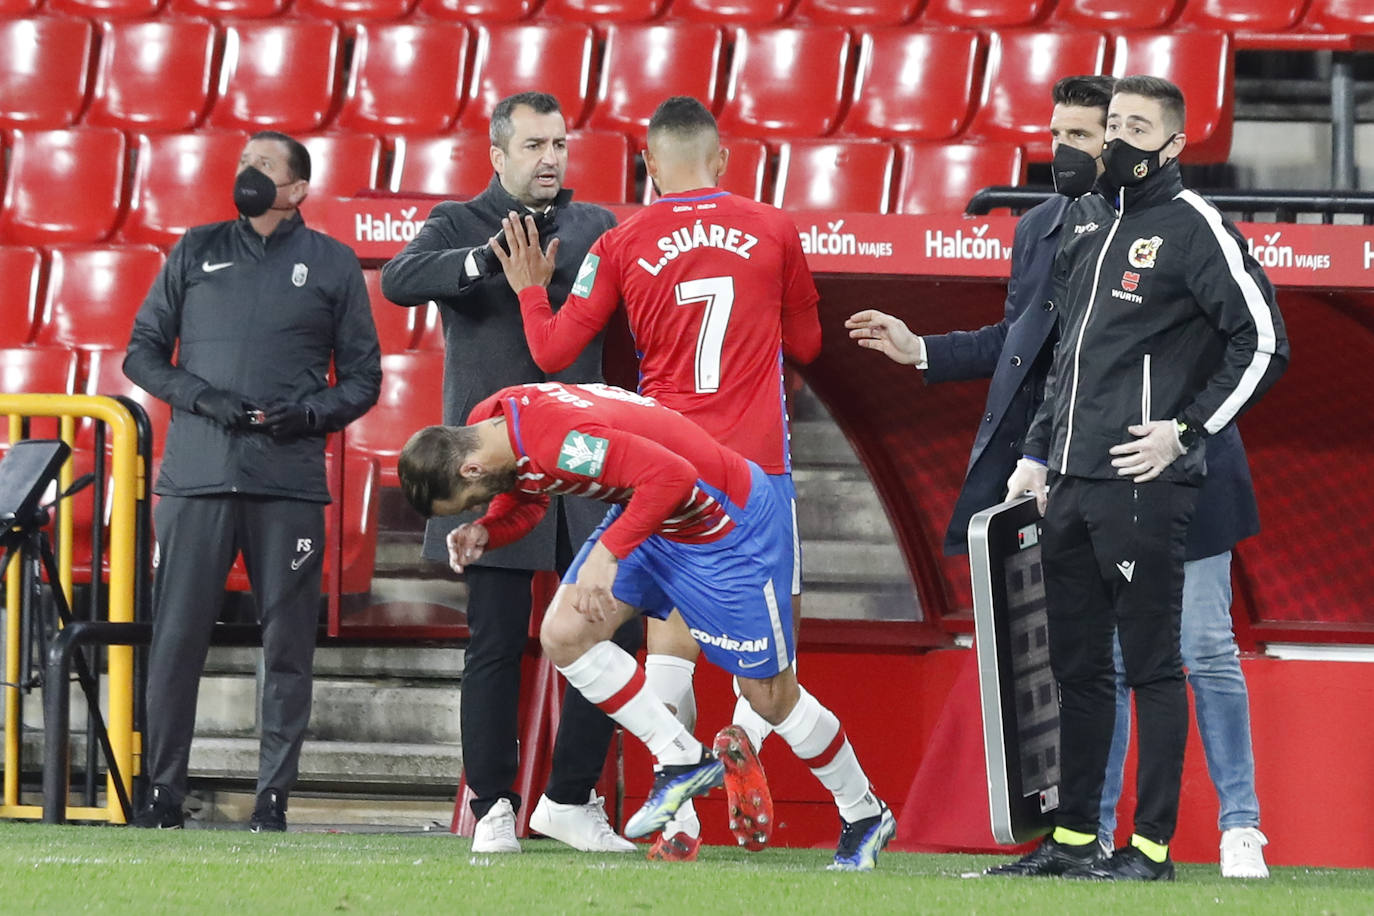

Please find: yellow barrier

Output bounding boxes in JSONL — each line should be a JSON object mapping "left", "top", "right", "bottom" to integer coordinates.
{"left": 1, "top": 395, "right": 144, "bottom": 823}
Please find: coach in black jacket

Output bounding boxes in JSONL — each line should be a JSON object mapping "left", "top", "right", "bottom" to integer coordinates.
{"left": 125, "top": 131, "right": 381, "bottom": 831}
{"left": 1004, "top": 77, "right": 1289, "bottom": 881}
{"left": 381, "top": 92, "right": 637, "bottom": 854}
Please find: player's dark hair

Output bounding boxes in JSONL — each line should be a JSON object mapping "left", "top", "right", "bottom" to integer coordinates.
{"left": 1113, "top": 75, "right": 1187, "bottom": 135}
{"left": 250, "top": 130, "right": 311, "bottom": 182}
{"left": 1051, "top": 75, "right": 1116, "bottom": 124}
{"left": 398, "top": 425, "right": 480, "bottom": 518}
{"left": 490, "top": 92, "right": 562, "bottom": 151}
{"left": 647, "top": 96, "right": 718, "bottom": 141}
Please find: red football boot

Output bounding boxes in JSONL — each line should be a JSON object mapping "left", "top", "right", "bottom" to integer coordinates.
{"left": 712, "top": 724, "right": 774, "bottom": 851}
{"left": 646, "top": 831, "right": 702, "bottom": 862}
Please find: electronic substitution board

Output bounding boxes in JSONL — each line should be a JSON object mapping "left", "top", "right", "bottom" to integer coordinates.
{"left": 968, "top": 495, "right": 1060, "bottom": 845}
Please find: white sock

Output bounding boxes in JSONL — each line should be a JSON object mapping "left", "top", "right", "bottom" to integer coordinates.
{"left": 664, "top": 797, "right": 700, "bottom": 839}
{"left": 644, "top": 653, "right": 696, "bottom": 728}
{"left": 773, "top": 686, "right": 880, "bottom": 822}
{"left": 557, "top": 641, "right": 702, "bottom": 766}
{"left": 731, "top": 693, "right": 772, "bottom": 752}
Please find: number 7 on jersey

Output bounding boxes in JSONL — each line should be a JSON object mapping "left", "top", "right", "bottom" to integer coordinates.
{"left": 676, "top": 276, "right": 735, "bottom": 394}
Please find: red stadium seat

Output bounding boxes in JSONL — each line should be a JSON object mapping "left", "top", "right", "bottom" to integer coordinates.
{"left": 1051, "top": 0, "right": 1181, "bottom": 28}
{"left": 0, "top": 247, "right": 43, "bottom": 348}
{"left": 48, "top": 0, "right": 163, "bottom": 18}
{"left": 564, "top": 130, "right": 633, "bottom": 204}
{"left": 586, "top": 23, "right": 724, "bottom": 142}
{"left": 388, "top": 131, "right": 494, "bottom": 197}
{"left": 459, "top": 23, "right": 597, "bottom": 131}
{"left": 671, "top": 0, "right": 793, "bottom": 24}
{"left": 80, "top": 347, "right": 172, "bottom": 456}
{"left": 32, "top": 245, "right": 165, "bottom": 351}
{"left": 893, "top": 140, "right": 1024, "bottom": 214}
{"left": 121, "top": 130, "right": 249, "bottom": 247}
{"left": 294, "top": 0, "right": 417, "bottom": 21}
{"left": 0, "top": 128, "right": 127, "bottom": 246}
{"left": 0, "top": 18, "right": 93, "bottom": 131}
{"left": 1178, "top": 0, "right": 1306, "bottom": 31}
{"left": 0, "top": 0, "right": 41, "bottom": 12}
{"left": 416, "top": 0, "right": 535, "bottom": 20}
{"left": 0, "top": 347, "right": 79, "bottom": 446}
{"left": 772, "top": 139, "right": 895, "bottom": 213}
{"left": 209, "top": 21, "right": 341, "bottom": 134}
{"left": 363, "top": 268, "right": 417, "bottom": 352}
{"left": 542, "top": 0, "right": 668, "bottom": 21}
{"left": 839, "top": 28, "right": 982, "bottom": 141}
{"left": 300, "top": 133, "right": 382, "bottom": 197}
{"left": 792, "top": 0, "right": 924, "bottom": 25}
{"left": 1308, "top": 0, "right": 1374, "bottom": 32}
{"left": 336, "top": 22, "right": 469, "bottom": 135}
{"left": 85, "top": 19, "right": 217, "bottom": 134}
{"left": 963, "top": 29, "right": 1108, "bottom": 161}
{"left": 922, "top": 0, "right": 1050, "bottom": 26}
{"left": 1111, "top": 31, "right": 1233, "bottom": 163}
{"left": 716, "top": 26, "right": 853, "bottom": 140}
{"left": 346, "top": 350, "right": 445, "bottom": 486}
{"left": 168, "top": 0, "right": 288, "bottom": 16}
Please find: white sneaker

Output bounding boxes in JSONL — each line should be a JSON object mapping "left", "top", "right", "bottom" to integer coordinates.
{"left": 471, "top": 798, "right": 521, "bottom": 854}
{"left": 529, "top": 791, "right": 636, "bottom": 853}
{"left": 1220, "top": 826, "right": 1269, "bottom": 878}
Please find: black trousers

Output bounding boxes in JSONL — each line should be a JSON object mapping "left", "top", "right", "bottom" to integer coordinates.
{"left": 463, "top": 564, "right": 642, "bottom": 820}
{"left": 145, "top": 494, "right": 325, "bottom": 803}
{"left": 1041, "top": 475, "right": 1197, "bottom": 843}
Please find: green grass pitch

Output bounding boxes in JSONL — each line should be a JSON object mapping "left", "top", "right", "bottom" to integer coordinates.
{"left": 3, "top": 822, "right": 1370, "bottom": 914}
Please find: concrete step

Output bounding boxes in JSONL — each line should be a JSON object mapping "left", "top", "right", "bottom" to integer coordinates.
{"left": 184, "top": 788, "right": 456, "bottom": 830}
{"left": 188, "top": 736, "right": 461, "bottom": 788}
{"left": 790, "top": 418, "right": 862, "bottom": 468}
{"left": 802, "top": 538, "right": 908, "bottom": 586}
{"left": 793, "top": 476, "right": 896, "bottom": 542}
{"left": 800, "top": 584, "right": 921, "bottom": 622}
{"left": 207, "top": 645, "right": 463, "bottom": 679}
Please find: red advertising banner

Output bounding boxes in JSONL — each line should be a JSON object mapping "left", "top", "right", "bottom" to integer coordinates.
{"left": 307, "top": 196, "right": 1374, "bottom": 290}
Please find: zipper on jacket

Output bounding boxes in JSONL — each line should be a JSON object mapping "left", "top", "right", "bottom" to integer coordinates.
{"left": 1141, "top": 353, "right": 1152, "bottom": 425}
{"left": 1061, "top": 193, "right": 1125, "bottom": 474}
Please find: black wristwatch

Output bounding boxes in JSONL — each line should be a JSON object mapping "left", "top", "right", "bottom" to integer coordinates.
{"left": 1174, "top": 418, "right": 1202, "bottom": 451}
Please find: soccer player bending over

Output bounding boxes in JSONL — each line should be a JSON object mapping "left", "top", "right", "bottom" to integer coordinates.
{"left": 397, "top": 380, "right": 895, "bottom": 870}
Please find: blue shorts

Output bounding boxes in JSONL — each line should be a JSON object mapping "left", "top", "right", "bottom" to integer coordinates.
{"left": 565, "top": 462, "right": 796, "bottom": 679}
{"left": 767, "top": 472, "right": 801, "bottom": 597}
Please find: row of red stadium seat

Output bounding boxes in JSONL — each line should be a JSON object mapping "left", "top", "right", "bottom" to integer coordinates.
{"left": 2, "top": 0, "right": 1370, "bottom": 34}
{"left": 0, "top": 128, "right": 1023, "bottom": 248}
{"left": 0, "top": 19, "right": 1237, "bottom": 160}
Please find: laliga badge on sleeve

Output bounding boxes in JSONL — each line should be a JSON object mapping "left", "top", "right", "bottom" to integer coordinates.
{"left": 292, "top": 263, "right": 308, "bottom": 287}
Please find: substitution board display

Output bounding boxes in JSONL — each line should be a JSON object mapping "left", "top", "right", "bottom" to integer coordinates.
{"left": 969, "top": 495, "right": 1060, "bottom": 845}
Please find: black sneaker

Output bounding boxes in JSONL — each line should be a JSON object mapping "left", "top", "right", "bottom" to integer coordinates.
{"left": 827, "top": 798, "right": 897, "bottom": 871}
{"left": 985, "top": 836, "right": 1105, "bottom": 876}
{"left": 1065, "top": 844, "right": 1175, "bottom": 881}
{"left": 249, "top": 788, "right": 287, "bottom": 833}
{"left": 130, "top": 784, "right": 184, "bottom": 829}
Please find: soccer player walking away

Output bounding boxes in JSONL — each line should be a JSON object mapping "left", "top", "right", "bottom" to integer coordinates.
{"left": 397, "top": 380, "right": 896, "bottom": 871}
{"left": 497, "top": 96, "right": 821, "bottom": 860}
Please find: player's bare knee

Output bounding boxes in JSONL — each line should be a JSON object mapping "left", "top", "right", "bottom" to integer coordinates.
{"left": 539, "top": 597, "right": 587, "bottom": 666}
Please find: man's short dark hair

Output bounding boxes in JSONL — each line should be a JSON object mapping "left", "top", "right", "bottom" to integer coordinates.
{"left": 647, "top": 96, "right": 718, "bottom": 141}
{"left": 1051, "top": 75, "right": 1116, "bottom": 123}
{"left": 251, "top": 130, "right": 311, "bottom": 182}
{"left": 490, "top": 92, "right": 562, "bottom": 150}
{"left": 1112, "top": 75, "right": 1187, "bottom": 135}
{"left": 398, "top": 425, "right": 479, "bottom": 518}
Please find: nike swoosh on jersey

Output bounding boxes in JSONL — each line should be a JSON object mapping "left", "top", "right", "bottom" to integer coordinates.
{"left": 203, "top": 261, "right": 234, "bottom": 273}
{"left": 290, "top": 550, "right": 315, "bottom": 571}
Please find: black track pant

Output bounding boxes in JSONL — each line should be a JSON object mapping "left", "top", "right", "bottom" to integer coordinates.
{"left": 145, "top": 494, "right": 325, "bottom": 804}
{"left": 462, "top": 563, "right": 642, "bottom": 820}
{"left": 1041, "top": 475, "right": 1197, "bottom": 843}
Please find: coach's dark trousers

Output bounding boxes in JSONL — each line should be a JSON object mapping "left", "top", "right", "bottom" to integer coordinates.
{"left": 145, "top": 494, "right": 325, "bottom": 804}
{"left": 1041, "top": 475, "right": 1197, "bottom": 844}
{"left": 463, "top": 563, "right": 642, "bottom": 820}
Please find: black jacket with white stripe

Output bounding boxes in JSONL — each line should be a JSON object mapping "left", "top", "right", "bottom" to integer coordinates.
{"left": 1024, "top": 161, "right": 1289, "bottom": 483}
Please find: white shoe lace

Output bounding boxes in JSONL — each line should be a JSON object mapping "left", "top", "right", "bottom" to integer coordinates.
{"left": 582, "top": 794, "right": 621, "bottom": 843}
{"left": 1220, "top": 827, "right": 1269, "bottom": 878}
{"left": 475, "top": 800, "right": 517, "bottom": 845}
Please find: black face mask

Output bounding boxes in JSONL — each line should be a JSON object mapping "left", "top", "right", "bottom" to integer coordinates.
{"left": 1051, "top": 144, "right": 1099, "bottom": 198}
{"left": 234, "top": 166, "right": 286, "bottom": 218}
{"left": 1101, "top": 134, "right": 1178, "bottom": 189}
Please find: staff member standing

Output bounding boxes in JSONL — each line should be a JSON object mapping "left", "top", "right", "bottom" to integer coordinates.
{"left": 125, "top": 131, "right": 382, "bottom": 831}
{"left": 381, "top": 91, "right": 637, "bottom": 855}
{"left": 998, "top": 76, "right": 1288, "bottom": 880}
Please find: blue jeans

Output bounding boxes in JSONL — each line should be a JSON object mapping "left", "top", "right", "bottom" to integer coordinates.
{"left": 1098, "top": 551, "right": 1260, "bottom": 843}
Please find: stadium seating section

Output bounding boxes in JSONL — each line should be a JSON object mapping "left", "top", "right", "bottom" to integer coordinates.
{"left": 0, "top": 0, "right": 1331, "bottom": 609}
